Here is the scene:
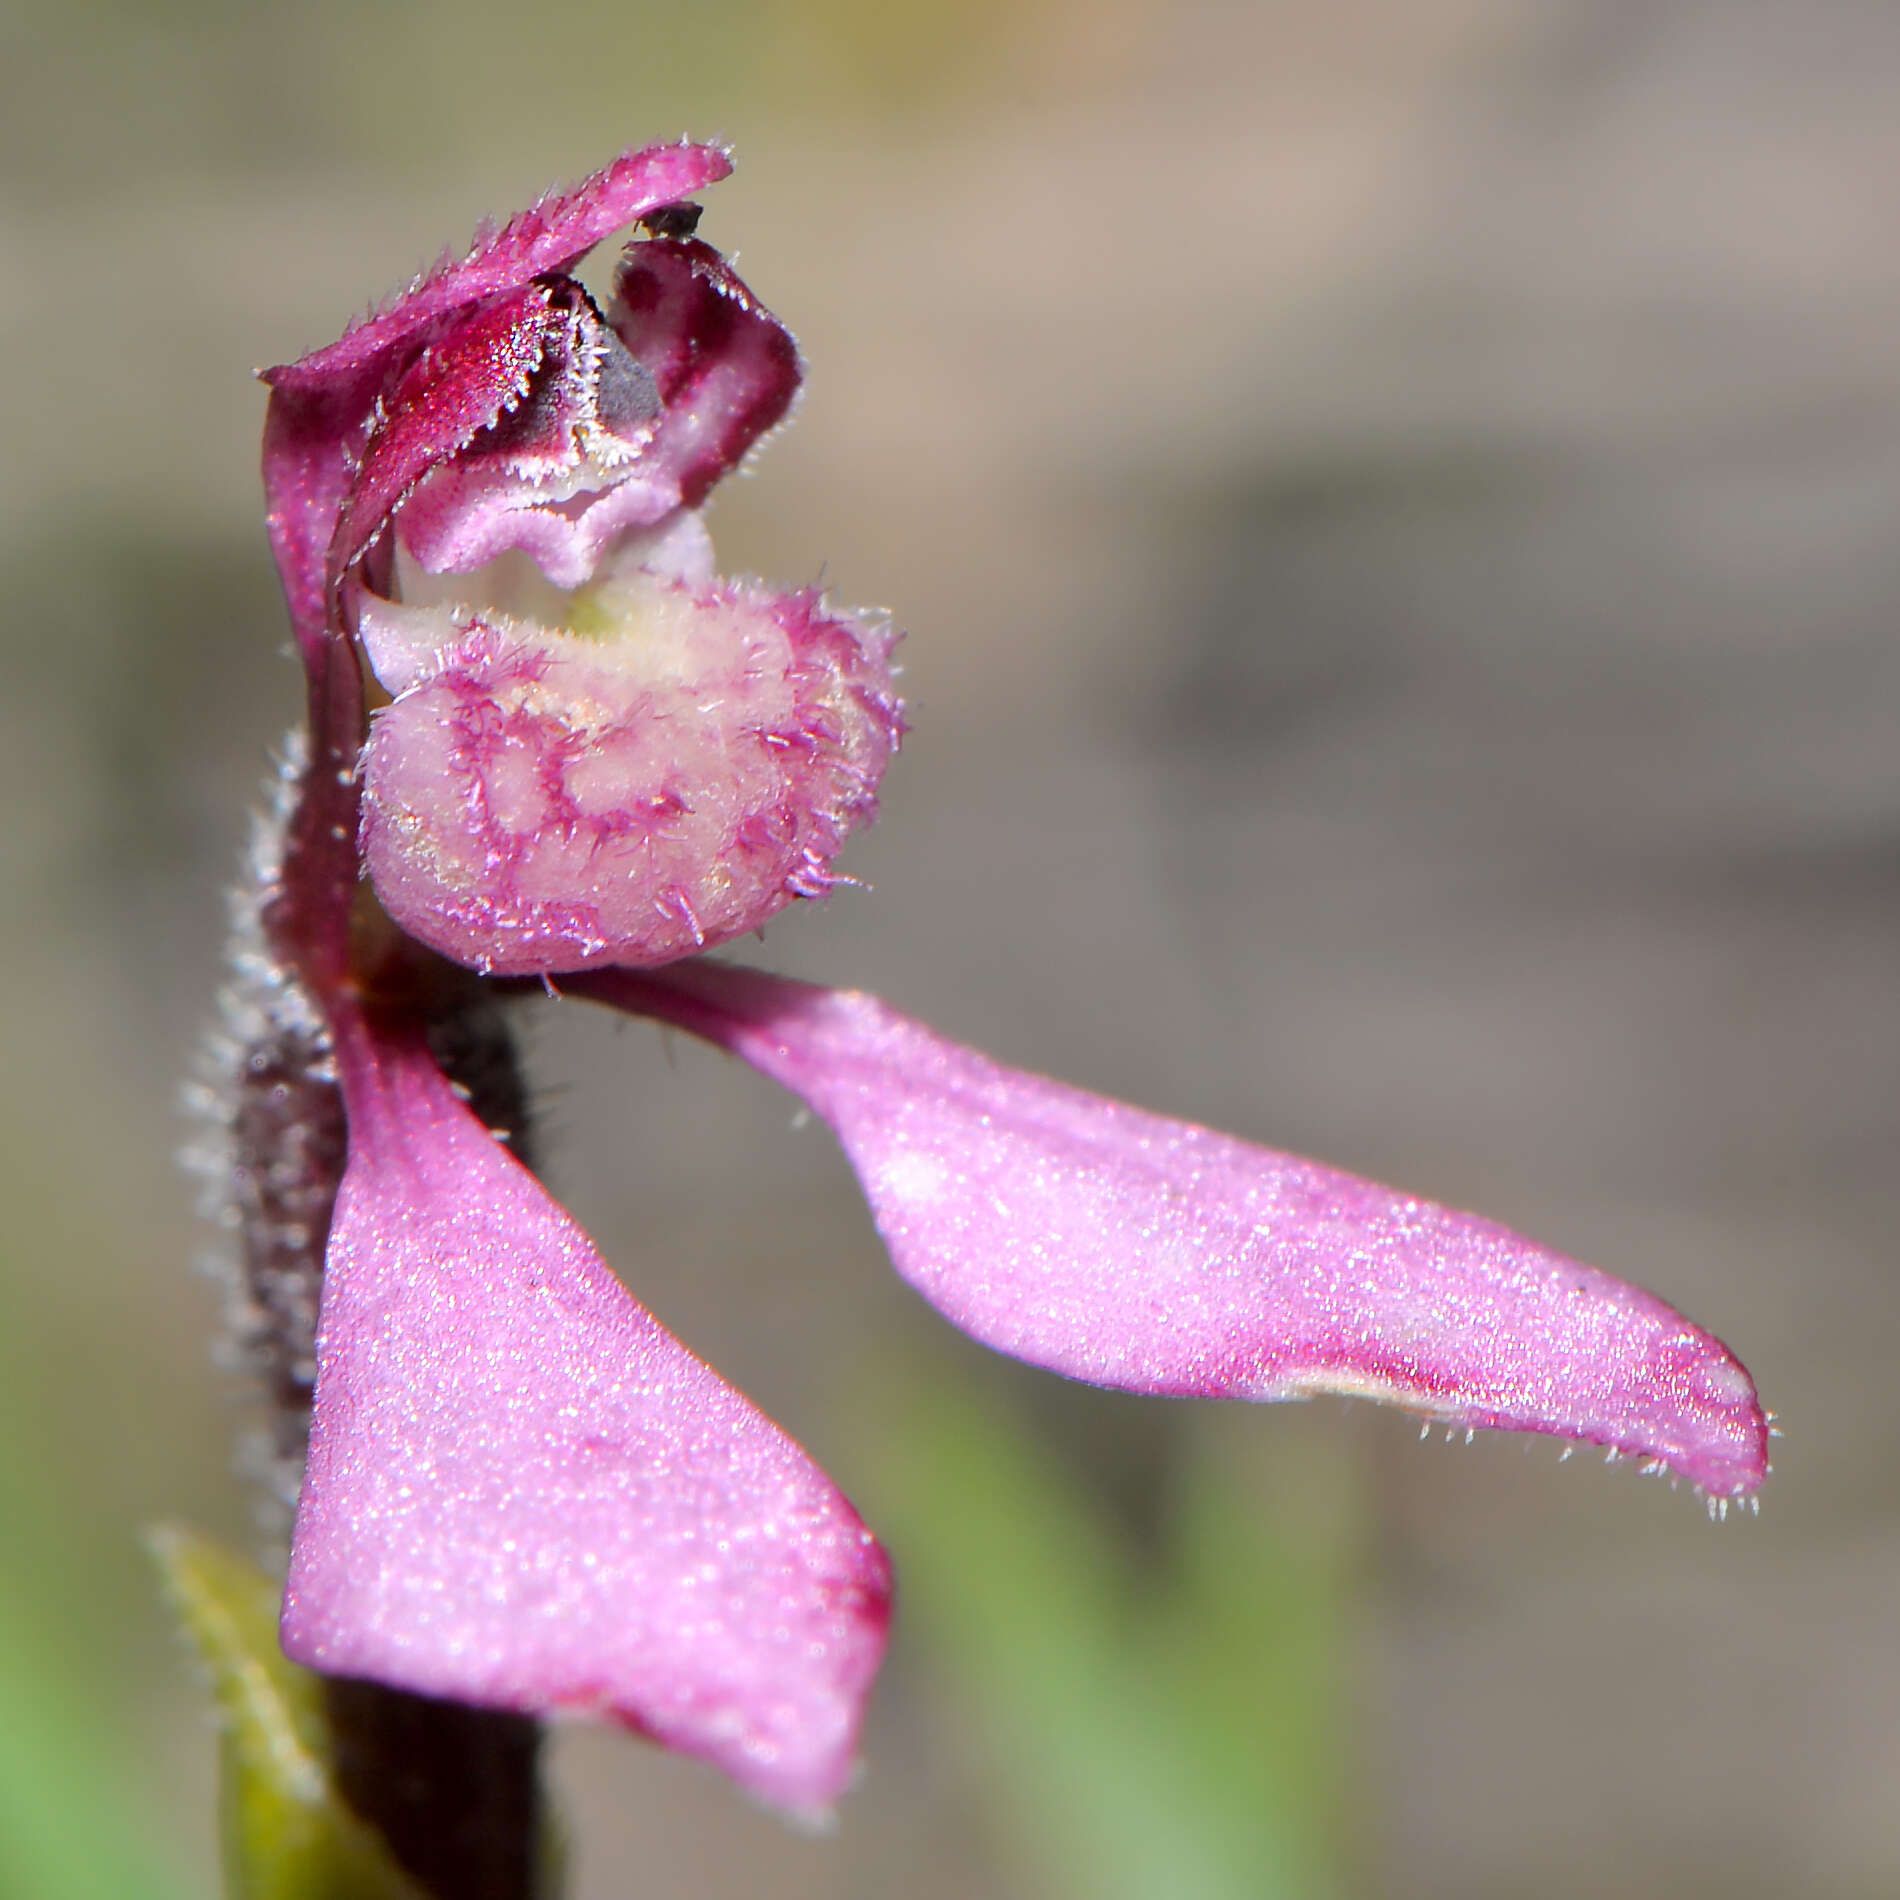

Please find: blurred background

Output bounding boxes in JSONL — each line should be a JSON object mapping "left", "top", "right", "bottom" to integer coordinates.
{"left": 4, "top": 1, "right": 1898, "bottom": 1895}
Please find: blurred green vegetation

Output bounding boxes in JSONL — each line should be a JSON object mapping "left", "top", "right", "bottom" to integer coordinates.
{"left": 0, "top": 1202, "right": 193, "bottom": 1900}
{"left": 0, "top": 1543, "right": 185, "bottom": 1900}
{"left": 857, "top": 1356, "right": 1362, "bottom": 1900}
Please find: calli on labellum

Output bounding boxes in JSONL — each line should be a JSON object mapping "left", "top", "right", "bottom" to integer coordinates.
{"left": 223, "top": 139, "right": 1766, "bottom": 1817}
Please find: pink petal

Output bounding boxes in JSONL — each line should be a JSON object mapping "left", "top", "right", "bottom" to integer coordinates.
{"left": 582, "top": 962, "right": 1769, "bottom": 1499}
{"left": 282, "top": 1011, "right": 892, "bottom": 1811}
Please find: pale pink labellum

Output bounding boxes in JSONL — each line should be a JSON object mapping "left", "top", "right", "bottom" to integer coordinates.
{"left": 357, "top": 581, "right": 902, "bottom": 975}
{"left": 282, "top": 1009, "right": 893, "bottom": 1811}
{"left": 583, "top": 961, "right": 1769, "bottom": 1499}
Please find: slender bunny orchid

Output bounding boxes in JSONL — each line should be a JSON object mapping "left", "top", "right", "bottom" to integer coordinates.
{"left": 202, "top": 139, "right": 1766, "bottom": 1840}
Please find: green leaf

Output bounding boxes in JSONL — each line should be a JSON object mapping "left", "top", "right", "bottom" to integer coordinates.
{"left": 1129, "top": 1438, "right": 1354, "bottom": 1900}
{"left": 148, "top": 1526, "right": 429, "bottom": 1900}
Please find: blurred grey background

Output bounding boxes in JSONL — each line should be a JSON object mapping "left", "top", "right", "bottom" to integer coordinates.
{"left": 3, "top": 1, "right": 1897, "bottom": 1895}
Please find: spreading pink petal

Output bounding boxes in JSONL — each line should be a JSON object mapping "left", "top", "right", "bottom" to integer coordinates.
{"left": 282, "top": 1009, "right": 892, "bottom": 1811}
{"left": 583, "top": 961, "right": 1769, "bottom": 1499}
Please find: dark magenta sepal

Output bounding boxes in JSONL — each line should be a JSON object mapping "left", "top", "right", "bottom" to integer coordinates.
{"left": 607, "top": 235, "right": 803, "bottom": 509}
{"left": 267, "top": 142, "right": 733, "bottom": 398}
{"left": 331, "top": 282, "right": 559, "bottom": 584}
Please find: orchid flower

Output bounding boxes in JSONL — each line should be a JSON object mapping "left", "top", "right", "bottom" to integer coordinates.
{"left": 217, "top": 139, "right": 1767, "bottom": 1828}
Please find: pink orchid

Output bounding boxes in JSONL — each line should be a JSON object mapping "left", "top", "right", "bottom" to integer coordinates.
{"left": 238, "top": 139, "right": 1767, "bottom": 1817}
